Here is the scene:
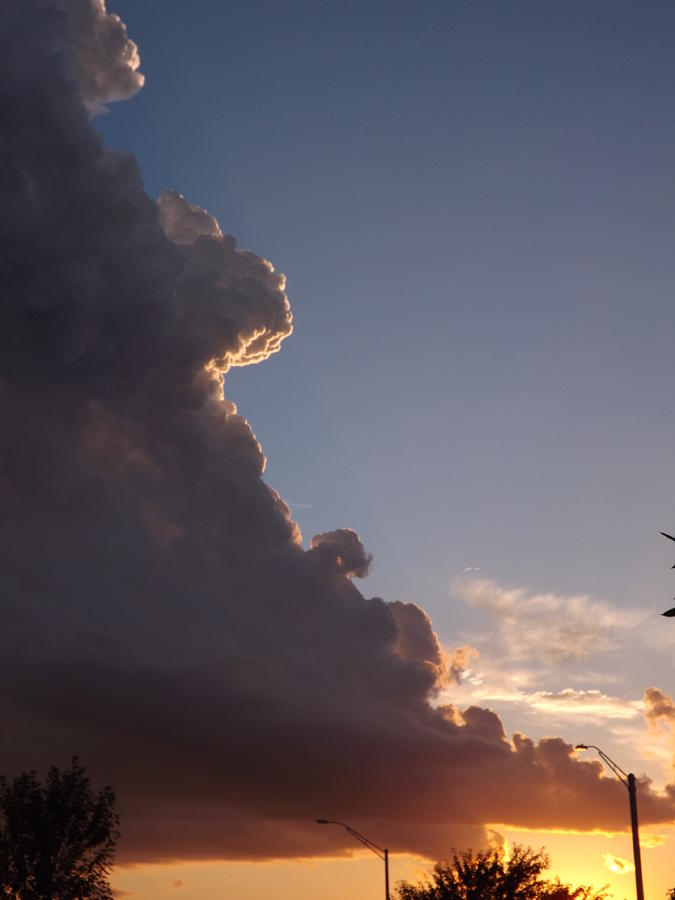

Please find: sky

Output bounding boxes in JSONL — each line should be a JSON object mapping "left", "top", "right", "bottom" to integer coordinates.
{"left": 2, "top": 1, "right": 675, "bottom": 899}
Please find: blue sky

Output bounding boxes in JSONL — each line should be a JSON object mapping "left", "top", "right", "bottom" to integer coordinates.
{"left": 98, "top": 0, "right": 675, "bottom": 622}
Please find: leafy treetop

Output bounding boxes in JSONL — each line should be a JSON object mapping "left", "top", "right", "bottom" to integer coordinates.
{"left": 396, "top": 845, "right": 610, "bottom": 900}
{"left": 0, "top": 757, "right": 119, "bottom": 900}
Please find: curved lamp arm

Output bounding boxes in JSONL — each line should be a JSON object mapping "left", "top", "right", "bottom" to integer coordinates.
{"left": 316, "top": 819, "right": 386, "bottom": 860}
{"left": 316, "top": 818, "right": 390, "bottom": 900}
{"left": 574, "top": 744, "right": 629, "bottom": 785}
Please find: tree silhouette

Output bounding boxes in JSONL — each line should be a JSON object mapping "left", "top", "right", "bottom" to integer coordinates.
{"left": 0, "top": 757, "right": 119, "bottom": 900}
{"left": 396, "top": 845, "right": 609, "bottom": 900}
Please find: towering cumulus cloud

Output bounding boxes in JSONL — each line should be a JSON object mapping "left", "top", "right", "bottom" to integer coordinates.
{"left": 2, "top": 0, "right": 675, "bottom": 864}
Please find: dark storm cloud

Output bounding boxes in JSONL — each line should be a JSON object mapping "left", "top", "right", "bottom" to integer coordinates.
{"left": 2, "top": 0, "right": 675, "bottom": 864}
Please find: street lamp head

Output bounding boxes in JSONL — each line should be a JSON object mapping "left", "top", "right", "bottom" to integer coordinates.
{"left": 316, "top": 818, "right": 329, "bottom": 824}
{"left": 574, "top": 744, "right": 588, "bottom": 751}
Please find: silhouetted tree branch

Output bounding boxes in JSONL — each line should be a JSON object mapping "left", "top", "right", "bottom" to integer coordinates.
{"left": 396, "top": 845, "right": 610, "bottom": 900}
{"left": 0, "top": 757, "right": 119, "bottom": 900}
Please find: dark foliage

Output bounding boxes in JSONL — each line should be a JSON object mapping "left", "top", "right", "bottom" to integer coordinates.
{"left": 0, "top": 757, "right": 119, "bottom": 900}
{"left": 396, "top": 845, "right": 610, "bottom": 900}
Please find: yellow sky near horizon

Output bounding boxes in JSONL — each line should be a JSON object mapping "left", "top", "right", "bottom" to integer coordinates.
{"left": 112, "top": 825, "right": 675, "bottom": 900}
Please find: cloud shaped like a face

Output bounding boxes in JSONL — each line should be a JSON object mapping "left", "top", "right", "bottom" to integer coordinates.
{"left": 70, "top": 0, "right": 145, "bottom": 111}
{"left": 3, "top": 0, "right": 675, "bottom": 866}
{"left": 309, "top": 528, "right": 373, "bottom": 578}
{"left": 158, "top": 191, "right": 293, "bottom": 379}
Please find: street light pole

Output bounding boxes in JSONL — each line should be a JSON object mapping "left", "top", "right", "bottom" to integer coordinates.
{"left": 627, "top": 773, "right": 644, "bottom": 900}
{"left": 316, "top": 818, "right": 390, "bottom": 900}
{"left": 575, "top": 744, "right": 644, "bottom": 900}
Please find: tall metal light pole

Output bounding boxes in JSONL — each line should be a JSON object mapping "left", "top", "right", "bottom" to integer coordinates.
{"left": 316, "top": 818, "right": 389, "bottom": 900}
{"left": 575, "top": 744, "right": 644, "bottom": 900}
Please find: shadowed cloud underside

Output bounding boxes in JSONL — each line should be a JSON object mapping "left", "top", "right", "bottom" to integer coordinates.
{"left": 2, "top": 0, "right": 675, "bottom": 866}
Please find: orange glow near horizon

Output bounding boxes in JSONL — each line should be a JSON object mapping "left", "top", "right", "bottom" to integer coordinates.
{"left": 494, "top": 826, "right": 674, "bottom": 900}
{"left": 111, "top": 826, "right": 675, "bottom": 900}
{"left": 112, "top": 853, "right": 428, "bottom": 900}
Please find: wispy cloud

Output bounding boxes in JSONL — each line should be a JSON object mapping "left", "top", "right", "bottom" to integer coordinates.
{"left": 452, "top": 576, "right": 643, "bottom": 665}
{"left": 507, "top": 688, "right": 639, "bottom": 720}
{"left": 639, "top": 832, "right": 666, "bottom": 849}
{"left": 443, "top": 678, "right": 642, "bottom": 724}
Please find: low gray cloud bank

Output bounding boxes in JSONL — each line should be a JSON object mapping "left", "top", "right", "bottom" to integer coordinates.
{"left": 2, "top": 0, "right": 675, "bottom": 864}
